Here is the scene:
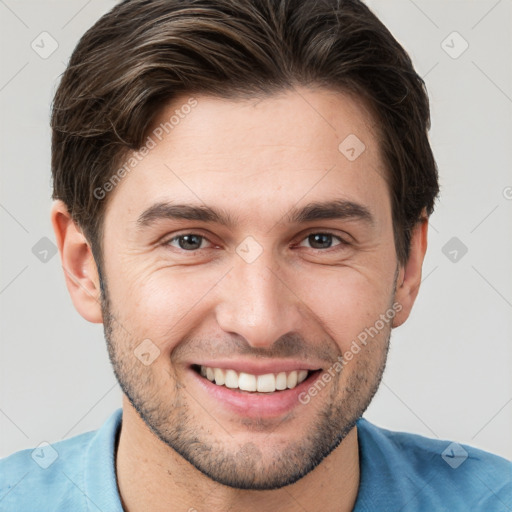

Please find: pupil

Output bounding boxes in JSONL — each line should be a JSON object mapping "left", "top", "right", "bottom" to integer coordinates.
{"left": 179, "top": 234, "right": 201, "bottom": 250}
{"left": 310, "top": 233, "right": 331, "bottom": 249}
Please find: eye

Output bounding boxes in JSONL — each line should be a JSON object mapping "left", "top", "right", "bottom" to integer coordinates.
{"left": 297, "top": 232, "right": 347, "bottom": 250}
{"left": 166, "top": 233, "right": 212, "bottom": 251}
{"left": 163, "top": 231, "right": 348, "bottom": 253}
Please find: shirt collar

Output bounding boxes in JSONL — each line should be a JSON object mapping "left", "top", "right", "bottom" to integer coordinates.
{"left": 83, "top": 410, "right": 379, "bottom": 511}
{"left": 84, "top": 408, "right": 124, "bottom": 512}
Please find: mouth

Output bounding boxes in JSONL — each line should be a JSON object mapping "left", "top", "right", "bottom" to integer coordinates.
{"left": 187, "top": 359, "right": 325, "bottom": 418}
{"left": 192, "top": 364, "right": 318, "bottom": 393}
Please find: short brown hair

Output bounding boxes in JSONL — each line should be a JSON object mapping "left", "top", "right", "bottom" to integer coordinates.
{"left": 51, "top": 0, "right": 439, "bottom": 267}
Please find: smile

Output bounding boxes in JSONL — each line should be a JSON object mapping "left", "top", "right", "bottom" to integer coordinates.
{"left": 188, "top": 360, "right": 324, "bottom": 417}
{"left": 196, "top": 365, "right": 311, "bottom": 392}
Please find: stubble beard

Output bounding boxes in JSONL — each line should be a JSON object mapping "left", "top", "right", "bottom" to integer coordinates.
{"left": 100, "top": 274, "right": 394, "bottom": 490}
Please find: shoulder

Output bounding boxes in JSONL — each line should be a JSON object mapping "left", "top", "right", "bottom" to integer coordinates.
{"left": 0, "top": 430, "right": 94, "bottom": 511}
{"left": 0, "top": 408, "right": 123, "bottom": 512}
{"left": 355, "top": 417, "right": 512, "bottom": 511}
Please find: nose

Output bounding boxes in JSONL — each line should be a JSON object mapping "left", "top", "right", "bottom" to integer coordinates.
{"left": 215, "top": 246, "right": 304, "bottom": 349}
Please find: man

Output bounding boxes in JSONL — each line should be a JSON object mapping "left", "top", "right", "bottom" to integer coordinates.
{"left": 1, "top": 0, "right": 511, "bottom": 510}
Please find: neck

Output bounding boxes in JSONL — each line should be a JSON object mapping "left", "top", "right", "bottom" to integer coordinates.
{"left": 115, "top": 398, "right": 360, "bottom": 512}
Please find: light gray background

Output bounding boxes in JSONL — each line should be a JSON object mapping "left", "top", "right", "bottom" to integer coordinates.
{"left": 1, "top": 0, "right": 511, "bottom": 462}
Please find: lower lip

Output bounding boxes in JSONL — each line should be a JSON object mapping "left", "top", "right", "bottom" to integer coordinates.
{"left": 188, "top": 368, "right": 322, "bottom": 418}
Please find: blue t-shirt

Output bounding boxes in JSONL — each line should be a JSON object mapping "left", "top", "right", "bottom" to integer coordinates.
{"left": 1, "top": 408, "right": 511, "bottom": 511}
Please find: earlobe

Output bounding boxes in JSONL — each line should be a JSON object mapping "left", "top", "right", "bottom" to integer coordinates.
{"left": 51, "top": 200, "right": 103, "bottom": 323}
{"left": 392, "top": 214, "right": 429, "bottom": 328}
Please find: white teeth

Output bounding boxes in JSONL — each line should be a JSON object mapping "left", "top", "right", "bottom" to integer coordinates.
{"left": 238, "top": 372, "right": 257, "bottom": 392}
{"left": 298, "top": 370, "right": 308, "bottom": 384}
{"left": 198, "top": 366, "right": 311, "bottom": 393}
{"left": 287, "top": 371, "right": 298, "bottom": 389}
{"left": 225, "top": 369, "right": 238, "bottom": 389}
{"left": 214, "top": 368, "right": 225, "bottom": 386}
{"left": 257, "top": 373, "right": 275, "bottom": 393}
{"left": 275, "top": 372, "right": 287, "bottom": 390}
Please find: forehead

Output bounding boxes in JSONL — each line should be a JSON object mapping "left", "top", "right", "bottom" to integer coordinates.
{"left": 104, "top": 86, "right": 389, "bottom": 227}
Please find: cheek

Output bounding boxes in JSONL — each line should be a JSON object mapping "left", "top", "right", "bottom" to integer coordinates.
{"left": 290, "top": 267, "right": 392, "bottom": 350}
{"left": 114, "top": 267, "right": 223, "bottom": 347}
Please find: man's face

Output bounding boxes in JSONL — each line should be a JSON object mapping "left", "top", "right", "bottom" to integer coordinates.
{"left": 99, "top": 87, "right": 400, "bottom": 489}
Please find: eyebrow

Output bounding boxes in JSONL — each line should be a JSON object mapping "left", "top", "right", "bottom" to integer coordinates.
{"left": 136, "top": 199, "right": 375, "bottom": 229}
{"left": 285, "top": 199, "right": 374, "bottom": 226}
{"left": 137, "top": 202, "right": 238, "bottom": 229}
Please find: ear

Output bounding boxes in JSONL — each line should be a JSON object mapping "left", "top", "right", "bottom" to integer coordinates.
{"left": 51, "top": 200, "right": 103, "bottom": 323}
{"left": 392, "top": 210, "right": 429, "bottom": 328}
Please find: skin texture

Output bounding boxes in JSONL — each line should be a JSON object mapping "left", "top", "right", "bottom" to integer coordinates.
{"left": 52, "top": 86, "right": 428, "bottom": 512}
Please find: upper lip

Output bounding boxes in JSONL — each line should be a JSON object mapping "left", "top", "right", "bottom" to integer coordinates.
{"left": 191, "top": 359, "right": 323, "bottom": 375}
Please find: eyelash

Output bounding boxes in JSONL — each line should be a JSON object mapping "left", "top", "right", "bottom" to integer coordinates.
{"left": 163, "top": 231, "right": 350, "bottom": 253}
